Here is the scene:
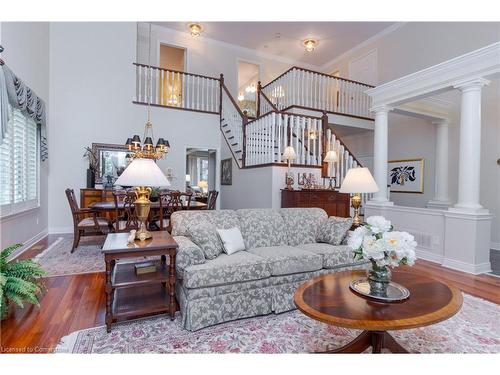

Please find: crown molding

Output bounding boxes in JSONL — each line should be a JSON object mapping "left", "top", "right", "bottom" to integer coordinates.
{"left": 365, "top": 42, "right": 500, "bottom": 107}
{"left": 148, "top": 23, "right": 322, "bottom": 71}
{"left": 319, "top": 22, "right": 406, "bottom": 71}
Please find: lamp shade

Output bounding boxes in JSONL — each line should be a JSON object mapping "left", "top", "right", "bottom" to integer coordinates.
{"left": 339, "top": 167, "right": 379, "bottom": 193}
{"left": 282, "top": 146, "right": 296, "bottom": 161}
{"left": 185, "top": 174, "right": 191, "bottom": 182}
{"left": 323, "top": 150, "right": 338, "bottom": 163}
{"left": 114, "top": 158, "right": 170, "bottom": 187}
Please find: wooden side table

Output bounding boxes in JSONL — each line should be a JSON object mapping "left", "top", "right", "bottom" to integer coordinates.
{"left": 101, "top": 231, "right": 178, "bottom": 332}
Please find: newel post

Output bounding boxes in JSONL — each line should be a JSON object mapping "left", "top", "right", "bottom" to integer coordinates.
{"left": 242, "top": 116, "right": 248, "bottom": 168}
{"left": 219, "top": 73, "right": 224, "bottom": 116}
{"left": 321, "top": 111, "right": 328, "bottom": 178}
{"left": 256, "top": 81, "right": 262, "bottom": 118}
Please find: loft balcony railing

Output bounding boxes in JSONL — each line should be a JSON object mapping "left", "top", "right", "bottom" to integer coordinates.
{"left": 260, "top": 66, "right": 375, "bottom": 120}
{"left": 134, "top": 63, "right": 371, "bottom": 183}
{"left": 133, "top": 62, "right": 220, "bottom": 114}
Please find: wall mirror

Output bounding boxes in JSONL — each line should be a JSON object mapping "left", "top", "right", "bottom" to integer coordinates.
{"left": 91, "top": 143, "right": 134, "bottom": 185}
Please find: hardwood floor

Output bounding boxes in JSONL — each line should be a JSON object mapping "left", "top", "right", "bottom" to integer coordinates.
{"left": 1, "top": 234, "right": 499, "bottom": 353}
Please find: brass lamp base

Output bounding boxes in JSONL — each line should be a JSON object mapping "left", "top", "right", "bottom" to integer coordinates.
{"left": 351, "top": 193, "right": 363, "bottom": 228}
{"left": 134, "top": 186, "right": 152, "bottom": 241}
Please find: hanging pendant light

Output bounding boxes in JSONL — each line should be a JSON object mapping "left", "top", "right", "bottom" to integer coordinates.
{"left": 125, "top": 23, "right": 170, "bottom": 160}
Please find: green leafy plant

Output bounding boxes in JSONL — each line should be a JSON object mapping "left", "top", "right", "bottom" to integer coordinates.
{"left": 1, "top": 244, "right": 46, "bottom": 320}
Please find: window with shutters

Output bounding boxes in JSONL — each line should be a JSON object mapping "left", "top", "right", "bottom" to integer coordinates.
{"left": 0, "top": 104, "right": 39, "bottom": 217}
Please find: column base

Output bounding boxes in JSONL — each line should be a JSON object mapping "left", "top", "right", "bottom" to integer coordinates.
{"left": 426, "top": 200, "right": 452, "bottom": 210}
{"left": 443, "top": 210, "right": 492, "bottom": 275}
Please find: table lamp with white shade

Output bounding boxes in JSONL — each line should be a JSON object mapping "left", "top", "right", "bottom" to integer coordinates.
{"left": 323, "top": 150, "right": 338, "bottom": 190}
{"left": 115, "top": 158, "right": 170, "bottom": 241}
{"left": 339, "top": 167, "right": 379, "bottom": 228}
{"left": 282, "top": 146, "right": 296, "bottom": 190}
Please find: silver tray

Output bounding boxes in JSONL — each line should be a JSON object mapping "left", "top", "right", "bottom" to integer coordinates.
{"left": 349, "top": 278, "right": 410, "bottom": 302}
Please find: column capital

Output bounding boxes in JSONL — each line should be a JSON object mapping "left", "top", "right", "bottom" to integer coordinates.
{"left": 431, "top": 118, "right": 450, "bottom": 127}
{"left": 370, "top": 104, "right": 393, "bottom": 114}
{"left": 453, "top": 77, "right": 490, "bottom": 91}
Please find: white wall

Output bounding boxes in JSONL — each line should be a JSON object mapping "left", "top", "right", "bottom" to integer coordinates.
{"left": 137, "top": 23, "right": 294, "bottom": 100}
{"left": 48, "top": 23, "right": 222, "bottom": 232}
{"left": 0, "top": 22, "right": 50, "bottom": 249}
{"left": 48, "top": 22, "right": 301, "bottom": 232}
{"left": 324, "top": 22, "right": 500, "bottom": 245}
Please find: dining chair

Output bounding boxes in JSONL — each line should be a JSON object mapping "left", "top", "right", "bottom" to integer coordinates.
{"left": 65, "top": 188, "right": 113, "bottom": 253}
{"left": 206, "top": 190, "right": 219, "bottom": 210}
{"left": 112, "top": 189, "right": 139, "bottom": 232}
{"left": 157, "top": 191, "right": 193, "bottom": 231}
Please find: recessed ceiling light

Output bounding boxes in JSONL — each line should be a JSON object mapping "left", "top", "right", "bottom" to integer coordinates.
{"left": 303, "top": 39, "right": 318, "bottom": 52}
{"left": 188, "top": 23, "right": 203, "bottom": 37}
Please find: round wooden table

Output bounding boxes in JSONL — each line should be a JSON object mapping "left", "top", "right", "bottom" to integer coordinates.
{"left": 294, "top": 270, "right": 463, "bottom": 353}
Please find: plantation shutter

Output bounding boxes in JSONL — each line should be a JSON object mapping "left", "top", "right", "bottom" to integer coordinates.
{"left": 0, "top": 104, "right": 38, "bottom": 216}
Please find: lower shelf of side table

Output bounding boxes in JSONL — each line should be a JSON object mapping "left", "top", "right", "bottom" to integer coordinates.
{"left": 112, "top": 283, "right": 172, "bottom": 320}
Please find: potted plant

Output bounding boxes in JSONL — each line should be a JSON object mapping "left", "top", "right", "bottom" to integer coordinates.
{"left": 1, "top": 244, "right": 46, "bottom": 320}
{"left": 83, "top": 146, "right": 98, "bottom": 188}
{"left": 348, "top": 216, "right": 417, "bottom": 297}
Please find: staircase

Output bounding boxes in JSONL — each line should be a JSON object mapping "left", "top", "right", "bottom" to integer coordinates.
{"left": 134, "top": 63, "right": 373, "bottom": 191}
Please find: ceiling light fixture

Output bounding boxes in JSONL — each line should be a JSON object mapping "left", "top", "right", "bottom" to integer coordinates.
{"left": 188, "top": 23, "right": 203, "bottom": 37}
{"left": 238, "top": 92, "right": 244, "bottom": 101}
{"left": 303, "top": 39, "right": 318, "bottom": 52}
{"left": 245, "top": 83, "right": 256, "bottom": 93}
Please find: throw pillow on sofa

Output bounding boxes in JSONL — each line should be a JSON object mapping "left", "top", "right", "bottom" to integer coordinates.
{"left": 217, "top": 227, "right": 246, "bottom": 255}
{"left": 316, "top": 216, "right": 353, "bottom": 245}
{"left": 185, "top": 221, "right": 223, "bottom": 260}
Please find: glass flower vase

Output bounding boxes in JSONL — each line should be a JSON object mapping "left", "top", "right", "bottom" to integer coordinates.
{"left": 368, "top": 260, "right": 392, "bottom": 297}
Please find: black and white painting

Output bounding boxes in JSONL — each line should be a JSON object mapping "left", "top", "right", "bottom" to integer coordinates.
{"left": 387, "top": 158, "right": 424, "bottom": 193}
{"left": 221, "top": 158, "right": 232, "bottom": 185}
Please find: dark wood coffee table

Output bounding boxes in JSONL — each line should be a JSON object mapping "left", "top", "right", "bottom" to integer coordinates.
{"left": 102, "top": 231, "right": 178, "bottom": 332}
{"left": 294, "top": 270, "right": 463, "bottom": 353}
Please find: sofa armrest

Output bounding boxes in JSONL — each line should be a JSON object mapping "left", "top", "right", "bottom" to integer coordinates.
{"left": 173, "top": 236, "right": 206, "bottom": 278}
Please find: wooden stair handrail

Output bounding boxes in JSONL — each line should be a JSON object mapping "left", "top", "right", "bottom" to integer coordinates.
{"left": 261, "top": 66, "right": 375, "bottom": 90}
{"left": 133, "top": 62, "right": 220, "bottom": 82}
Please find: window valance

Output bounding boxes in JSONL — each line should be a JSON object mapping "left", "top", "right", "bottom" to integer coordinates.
{"left": 0, "top": 64, "right": 48, "bottom": 161}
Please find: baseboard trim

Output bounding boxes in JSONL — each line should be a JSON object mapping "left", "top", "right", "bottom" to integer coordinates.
{"left": 441, "top": 258, "right": 492, "bottom": 275}
{"left": 491, "top": 242, "right": 500, "bottom": 251}
{"left": 9, "top": 229, "right": 48, "bottom": 260}
{"left": 415, "top": 248, "right": 443, "bottom": 264}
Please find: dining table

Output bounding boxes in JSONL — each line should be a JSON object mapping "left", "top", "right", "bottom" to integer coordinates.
{"left": 89, "top": 200, "right": 207, "bottom": 211}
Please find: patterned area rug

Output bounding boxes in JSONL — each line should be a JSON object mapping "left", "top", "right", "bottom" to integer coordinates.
{"left": 35, "top": 236, "right": 153, "bottom": 277}
{"left": 35, "top": 236, "right": 105, "bottom": 276}
{"left": 56, "top": 294, "right": 500, "bottom": 353}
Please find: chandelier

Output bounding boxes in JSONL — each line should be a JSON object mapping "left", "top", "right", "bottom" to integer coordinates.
{"left": 125, "top": 23, "right": 170, "bottom": 160}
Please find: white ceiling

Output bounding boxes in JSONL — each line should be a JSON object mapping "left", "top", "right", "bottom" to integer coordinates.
{"left": 154, "top": 22, "right": 395, "bottom": 67}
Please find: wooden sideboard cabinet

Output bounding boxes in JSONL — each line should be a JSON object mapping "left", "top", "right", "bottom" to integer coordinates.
{"left": 80, "top": 188, "right": 116, "bottom": 220}
{"left": 281, "top": 189, "right": 350, "bottom": 217}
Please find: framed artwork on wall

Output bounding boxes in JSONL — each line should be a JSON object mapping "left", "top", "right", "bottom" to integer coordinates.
{"left": 387, "top": 158, "right": 424, "bottom": 193}
{"left": 221, "top": 158, "right": 232, "bottom": 185}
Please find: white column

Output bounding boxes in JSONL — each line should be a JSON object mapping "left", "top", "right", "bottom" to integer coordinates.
{"left": 369, "top": 105, "right": 393, "bottom": 206}
{"left": 450, "top": 78, "right": 490, "bottom": 214}
{"left": 427, "top": 119, "right": 452, "bottom": 209}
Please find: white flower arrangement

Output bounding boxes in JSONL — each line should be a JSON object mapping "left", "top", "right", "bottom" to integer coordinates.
{"left": 348, "top": 216, "right": 417, "bottom": 268}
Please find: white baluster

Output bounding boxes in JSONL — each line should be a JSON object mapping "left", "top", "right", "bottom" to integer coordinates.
{"left": 276, "top": 114, "right": 282, "bottom": 164}
{"left": 135, "top": 65, "right": 139, "bottom": 102}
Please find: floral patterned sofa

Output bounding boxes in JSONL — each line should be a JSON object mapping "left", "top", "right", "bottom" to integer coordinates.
{"left": 170, "top": 208, "right": 368, "bottom": 331}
